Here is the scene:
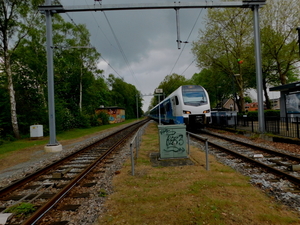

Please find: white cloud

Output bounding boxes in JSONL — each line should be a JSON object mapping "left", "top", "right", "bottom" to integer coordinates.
{"left": 60, "top": 0, "right": 206, "bottom": 111}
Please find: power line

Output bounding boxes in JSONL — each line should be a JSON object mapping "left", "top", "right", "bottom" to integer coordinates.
{"left": 181, "top": 59, "right": 196, "bottom": 75}
{"left": 169, "top": 8, "right": 203, "bottom": 76}
{"left": 63, "top": 11, "right": 124, "bottom": 79}
{"left": 101, "top": 10, "right": 142, "bottom": 89}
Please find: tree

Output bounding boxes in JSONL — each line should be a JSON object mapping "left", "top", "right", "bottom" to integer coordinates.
{"left": 192, "top": 0, "right": 300, "bottom": 112}
{"left": 107, "top": 74, "right": 142, "bottom": 119}
{"left": 0, "top": 0, "right": 44, "bottom": 138}
{"left": 191, "top": 69, "right": 232, "bottom": 108}
{"left": 149, "top": 73, "right": 190, "bottom": 108}
{"left": 260, "top": 0, "right": 300, "bottom": 85}
{"left": 192, "top": 8, "right": 253, "bottom": 112}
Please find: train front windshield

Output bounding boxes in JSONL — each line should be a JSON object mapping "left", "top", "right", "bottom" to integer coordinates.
{"left": 182, "top": 86, "right": 207, "bottom": 106}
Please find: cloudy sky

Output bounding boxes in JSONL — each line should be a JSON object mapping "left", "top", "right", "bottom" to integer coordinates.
{"left": 57, "top": 0, "right": 214, "bottom": 111}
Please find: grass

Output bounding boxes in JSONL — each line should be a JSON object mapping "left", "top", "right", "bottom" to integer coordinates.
{"left": 4, "top": 202, "right": 36, "bottom": 217}
{"left": 0, "top": 119, "right": 137, "bottom": 159}
{"left": 96, "top": 122, "right": 300, "bottom": 225}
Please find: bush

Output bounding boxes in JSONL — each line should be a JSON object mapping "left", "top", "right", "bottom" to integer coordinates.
{"left": 264, "top": 110, "right": 280, "bottom": 117}
{"left": 76, "top": 113, "right": 91, "bottom": 128}
{"left": 98, "top": 112, "right": 110, "bottom": 125}
{"left": 240, "top": 110, "right": 281, "bottom": 120}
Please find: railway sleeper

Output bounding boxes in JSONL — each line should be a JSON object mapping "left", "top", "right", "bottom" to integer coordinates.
{"left": 52, "top": 167, "right": 73, "bottom": 179}
{"left": 288, "top": 164, "right": 300, "bottom": 171}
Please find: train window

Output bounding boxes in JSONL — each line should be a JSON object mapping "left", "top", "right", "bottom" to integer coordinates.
{"left": 175, "top": 96, "right": 179, "bottom": 105}
{"left": 182, "top": 86, "right": 207, "bottom": 106}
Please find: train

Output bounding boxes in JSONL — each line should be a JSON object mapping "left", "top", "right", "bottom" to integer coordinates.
{"left": 148, "top": 85, "right": 211, "bottom": 130}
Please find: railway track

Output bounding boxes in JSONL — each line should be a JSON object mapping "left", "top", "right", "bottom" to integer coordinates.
{"left": 0, "top": 119, "right": 149, "bottom": 225}
{"left": 189, "top": 129, "right": 300, "bottom": 191}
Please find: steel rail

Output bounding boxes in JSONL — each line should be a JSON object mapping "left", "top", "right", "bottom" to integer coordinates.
{"left": 189, "top": 132, "right": 300, "bottom": 187}
{"left": 21, "top": 119, "right": 149, "bottom": 224}
{"left": 0, "top": 120, "right": 148, "bottom": 198}
{"left": 201, "top": 130, "right": 300, "bottom": 162}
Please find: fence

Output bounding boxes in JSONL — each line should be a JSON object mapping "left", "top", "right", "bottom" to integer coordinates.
{"left": 211, "top": 115, "right": 300, "bottom": 139}
{"left": 130, "top": 122, "right": 149, "bottom": 175}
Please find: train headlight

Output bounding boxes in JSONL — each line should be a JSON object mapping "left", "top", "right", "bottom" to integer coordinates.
{"left": 183, "top": 110, "right": 191, "bottom": 114}
{"left": 203, "top": 109, "right": 210, "bottom": 114}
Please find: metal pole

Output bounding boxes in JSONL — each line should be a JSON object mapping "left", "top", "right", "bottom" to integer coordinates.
{"left": 175, "top": 8, "right": 181, "bottom": 49}
{"left": 296, "top": 27, "right": 300, "bottom": 57}
{"left": 205, "top": 139, "right": 209, "bottom": 171}
{"left": 187, "top": 132, "right": 190, "bottom": 155}
{"left": 253, "top": 5, "right": 265, "bottom": 133}
{"left": 130, "top": 143, "right": 135, "bottom": 176}
{"left": 158, "top": 94, "right": 161, "bottom": 125}
{"left": 136, "top": 94, "right": 139, "bottom": 119}
{"left": 135, "top": 133, "right": 139, "bottom": 158}
{"left": 45, "top": 0, "right": 59, "bottom": 146}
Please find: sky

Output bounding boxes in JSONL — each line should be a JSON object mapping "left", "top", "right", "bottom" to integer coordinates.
{"left": 58, "top": 0, "right": 212, "bottom": 112}
{"left": 57, "top": 0, "right": 278, "bottom": 112}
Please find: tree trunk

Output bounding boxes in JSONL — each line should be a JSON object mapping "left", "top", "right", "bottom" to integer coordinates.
{"left": 262, "top": 77, "right": 271, "bottom": 109}
{"left": 5, "top": 55, "right": 20, "bottom": 139}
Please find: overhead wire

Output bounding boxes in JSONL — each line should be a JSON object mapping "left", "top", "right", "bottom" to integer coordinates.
{"left": 62, "top": 7, "right": 124, "bottom": 79}
{"left": 95, "top": 1, "right": 142, "bottom": 89}
{"left": 169, "top": 8, "right": 203, "bottom": 76}
{"left": 179, "top": 7, "right": 248, "bottom": 76}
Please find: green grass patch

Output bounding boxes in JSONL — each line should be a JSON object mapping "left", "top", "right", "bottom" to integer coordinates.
{"left": 0, "top": 119, "right": 137, "bottom": 158}
{"left": 5, "top": 202, "right": 36, "bottom": 217}
{"left": 97, "top": 122, "right": 300, "bottom": 225}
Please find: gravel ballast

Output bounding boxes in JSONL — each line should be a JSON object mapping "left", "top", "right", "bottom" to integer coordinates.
{"left": 1, "top": 123, "right": 300, "bottom": 224}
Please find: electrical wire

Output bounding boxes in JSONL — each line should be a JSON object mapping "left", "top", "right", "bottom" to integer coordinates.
{"left": 101, "top": 10, "right": 142, "bottom": 89}
{"left": 180, "top": 8, "right": 248, "bottom": 76}
{"left": 63, "top": 11, "right": 124, "bottom": 79}
{"left": 169, "top": 8, "right": 203, "bottom": 76}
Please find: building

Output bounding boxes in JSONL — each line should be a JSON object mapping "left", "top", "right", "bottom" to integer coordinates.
{"left": 216, "top": 98, "right": 238, "bottom": 111}
{"left": 270, "top": 81, "right": 300, "bottom": 117}
{"left": 95, "top": 106, "right": 125, "bottom": 124}
{"left": 270, "top": 98, "right": 280, "bottom": 110}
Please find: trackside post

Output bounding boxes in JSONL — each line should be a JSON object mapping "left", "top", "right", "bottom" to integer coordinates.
{"left": 130, "top": 123, "right": 148, "bottom": 175}
{"left": 187, "top": 132, "right": 209, "bottom": 171}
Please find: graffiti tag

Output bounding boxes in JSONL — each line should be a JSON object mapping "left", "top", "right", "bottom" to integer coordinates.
{"left": 160, "top": 129, "right": 185, "bottom": 153}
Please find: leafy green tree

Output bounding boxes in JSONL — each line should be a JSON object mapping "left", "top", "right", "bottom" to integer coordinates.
{"left": 192, "top": 1, "right": 300, "bottom": 112}
{"left": 192, "top": 8, "right": 253, "bottom": 112}
{"left": 260, "top": 0, "right": 300, "bottom": 85}
{"left": 191, "top": 69, "right": 234, "bottom": 108}
{"left": 11, "top": 16, "right": 48, "bottom": 135}
{"left": 259, "top": 0, "right": 300, "bottom": 108}
{"left": 0, "top": 0, "right": 45, "bottom": 138}
{"left": 50, "top": 18, "right": 104, "bottom": 130}
{"left": 107, "top": 74, "right": 142, "bottom": 119}
{"left": 244, "top": 95, "right": 252, "bottom": 104}
{"left": 149, "top": 73, "right": 190, "bottom": 108}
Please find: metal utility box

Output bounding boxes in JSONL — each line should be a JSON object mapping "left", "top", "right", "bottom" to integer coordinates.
{"left": 211, "top": 111, "right": 237, "bottom": 126}
{"left": 158, "top": 124, "right": 187, "bottom": 159}
{"left": 30, "top": 125, "right": 43, "bottom": 138}
{"left": 226, "top": 111, "right": 237, "bottom": 126}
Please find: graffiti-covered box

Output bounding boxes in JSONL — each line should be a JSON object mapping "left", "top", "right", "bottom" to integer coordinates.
{"left": 158, "top": 124, "right": 187, "bottom": 159}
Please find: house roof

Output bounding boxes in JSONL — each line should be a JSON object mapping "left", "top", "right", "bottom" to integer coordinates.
{"left": 269, "top": 81, "right": 300, "bottom": 93}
